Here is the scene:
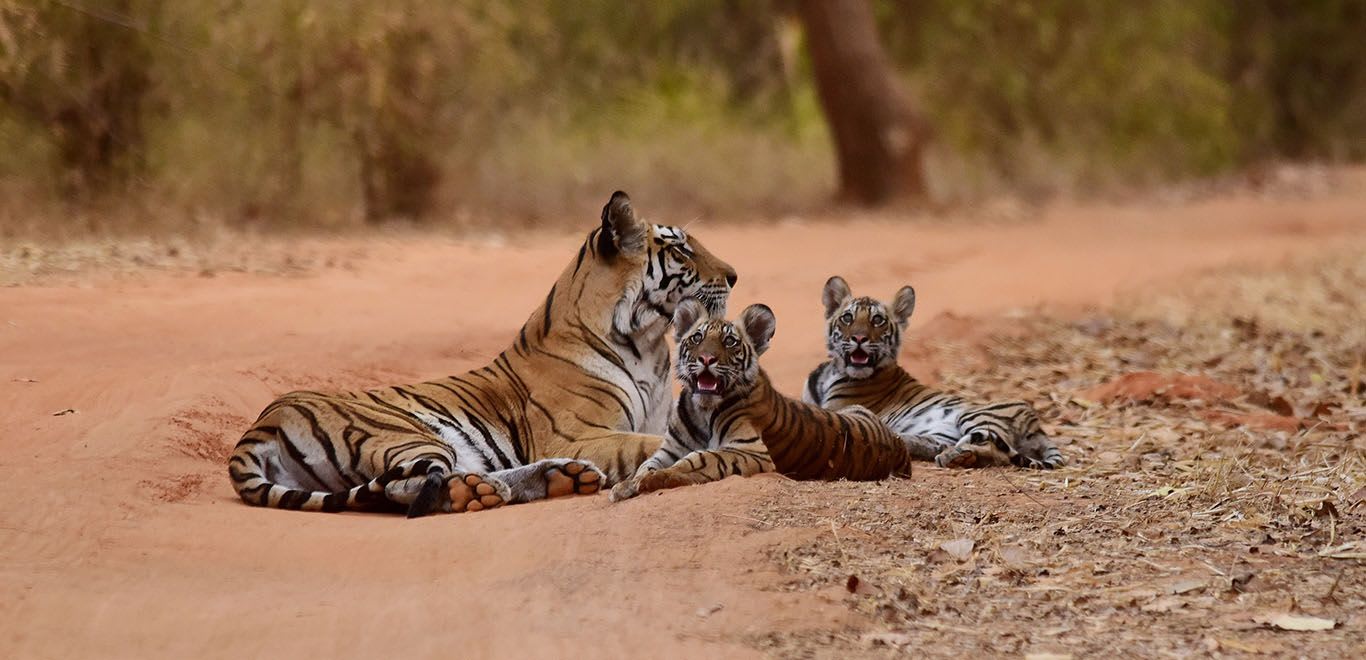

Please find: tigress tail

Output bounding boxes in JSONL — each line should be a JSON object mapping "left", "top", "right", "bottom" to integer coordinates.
{"left": 228, "top": 445, "right": 445, "bottom": 515}
{"left": 404, "top": 469, "right": 448, "bottom": 519}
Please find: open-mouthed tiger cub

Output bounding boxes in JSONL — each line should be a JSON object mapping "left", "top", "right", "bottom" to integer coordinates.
{"left": 803, "top": 276, "right": 1065, "bottom": 469}
{"left": 610, "top": 299, "right": 911, "bottom": 501}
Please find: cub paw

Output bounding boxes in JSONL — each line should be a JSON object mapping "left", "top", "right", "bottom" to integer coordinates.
{"left": 448, "top": 473, "right": 509, "bottom": 513}
{"left": 544, "top": 459, "right": 605, "bottom": 499}
{"left": 935, "top": 447, "right": 979, "bottom": 469}
{"left": 610, "top": 468, "right": 696, "bottom": 502}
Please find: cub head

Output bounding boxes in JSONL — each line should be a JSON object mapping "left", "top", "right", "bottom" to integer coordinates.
{"left": 821, "top": 275, "right": 916, "bottom": 379}
{"left": 672, "top": 299, "right": 776, "bottom": 408}
{"left": 595, "top": 192, "right": 737, "bottom": 332}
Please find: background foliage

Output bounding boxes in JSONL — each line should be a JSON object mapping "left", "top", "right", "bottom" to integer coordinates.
{"left": 1, "top": 0, "right": 1363, "bottom": 234}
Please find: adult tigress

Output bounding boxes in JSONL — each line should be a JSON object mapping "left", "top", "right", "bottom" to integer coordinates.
{"left": 804, "top": 276, "right": 1065, "bottom": 470}
{"left": 609, "top": 299, "right": 912, "bottom": 502}
{"left": 228, "top": 192, "right": 737, "bottom": 516}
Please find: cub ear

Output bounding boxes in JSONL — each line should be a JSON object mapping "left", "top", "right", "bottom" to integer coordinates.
{"left": 739, "top": 304, "right": 777, "bottom": 356}
{"left": 673, "top": 298, "right": 708, "bottom": 342}
{"left": 822, "top": 276, "right": 852, "bottom": 319}
{"left": 892, "top": 285, "right": 916, "bottom": 326}
{"left": 598, "top": 191, "right": 647, "bottom": 258}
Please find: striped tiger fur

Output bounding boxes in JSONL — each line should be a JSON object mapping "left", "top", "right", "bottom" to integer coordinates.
{"left": 803, "top": 276, "right": 1066, "bottom": 469}
{"left": 610, "top": 299, "right": 911, "bottom": 501}
{"left": 228, "top": 191, "right": 737, "bottom": 516}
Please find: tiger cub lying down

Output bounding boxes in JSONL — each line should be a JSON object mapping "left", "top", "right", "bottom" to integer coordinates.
{"left": 804, "top": 276, "right": 1065, "bottom": 469}
{"left": 610, "top": 299, "right": 911, "bottom": 501}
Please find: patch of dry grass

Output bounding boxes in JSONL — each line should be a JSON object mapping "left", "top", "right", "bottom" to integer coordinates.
{"left": 0, "top": 233, "right": 371, "bottom": 286}
{"left": 747, "top": 252, "right": 1365, "bottom": 657}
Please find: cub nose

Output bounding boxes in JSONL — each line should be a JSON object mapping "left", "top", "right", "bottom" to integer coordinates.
{"left": 724, "top": 269, "right": 738, "bottom": 288}
{"left": 699, "top": 354, "right": 718, "bottom": 366}
{"left": 851, "top": 335, "right": 868, "bottom": 344}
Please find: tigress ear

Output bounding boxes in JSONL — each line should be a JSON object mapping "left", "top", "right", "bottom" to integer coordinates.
{"left": 673, "top": 298, "right": 708, "bottom": 342}
{"left": 892, "top": 285, "right": 916, "bottom": 326}
{"left": 739, "top": 304, "right": 776, "bottom": 356}
{"left": 598, "top": 191, "right": 647, "bottom": 258}
{"left": 822, "top": 276, "right": 852, "bottom": 319}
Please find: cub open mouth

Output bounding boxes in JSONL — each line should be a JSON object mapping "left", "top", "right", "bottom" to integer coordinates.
{"left": 849, "top": 347, "right": 871, "bottom": 365}
{"left": 695, "top": 372, "right": 721, "bottom": 393}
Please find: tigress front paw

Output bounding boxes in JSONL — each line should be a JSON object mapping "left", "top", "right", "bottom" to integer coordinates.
{"left": 447, "top": 473, "right": 510, "bottom": 513}
{"left": 543, "top": 459, "right": 605, "bottom": 498}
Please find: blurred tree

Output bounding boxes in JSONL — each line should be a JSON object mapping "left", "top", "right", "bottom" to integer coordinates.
{"left": 797, "top": 0, "right": 928, "bottom": 205}
{"left": 1229, "top": 0, "right": 1366, "bottom": 161}
{"left": 348, "top": 20, "right": 443, "bottom": 222}
{"left": 0, "top": 0, "right": 159, "bottom": 197}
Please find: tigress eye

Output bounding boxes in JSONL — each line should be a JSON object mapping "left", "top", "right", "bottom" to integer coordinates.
{"left": 839, "top": 312, "right": 854, "bottom": 325}
{"left": 872, "top": 314, "right": 886, "bottom": 327}
{"left": 722, "top": 336, "right": 739, "bottom": 348}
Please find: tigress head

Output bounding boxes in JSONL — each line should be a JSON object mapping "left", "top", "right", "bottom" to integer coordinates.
{"left": 595, "top": 192, "right": 737, "bottom": 334}
{"left": 821, "top": 275, "right": 916, "bottom": 379}
{"left": 672, "top": 299, "right": 776, "bottom": 409}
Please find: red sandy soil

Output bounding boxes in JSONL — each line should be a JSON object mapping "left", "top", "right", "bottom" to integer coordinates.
{"left": 2, "top": 191, "right": 1364, "bottom": 658}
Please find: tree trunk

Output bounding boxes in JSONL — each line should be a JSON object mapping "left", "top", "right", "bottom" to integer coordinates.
{"left": 797, "top": 0, "right": 929, "bottom": 205}
{"left": 37, "top": 0, "right": 154, "bottom": 197}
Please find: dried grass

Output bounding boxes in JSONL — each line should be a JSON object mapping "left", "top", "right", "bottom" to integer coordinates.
{"left": 747, "top": 251, "right": 1365, "bottom": 657}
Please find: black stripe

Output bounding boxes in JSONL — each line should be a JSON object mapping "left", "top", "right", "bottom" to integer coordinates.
{"left": 541, "top": 283, "right": 557, "bottom": 338}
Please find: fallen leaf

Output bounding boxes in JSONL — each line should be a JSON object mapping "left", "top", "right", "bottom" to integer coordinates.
{"left": 862, "top": 632, "right": 913, "bottom": 648}
{"left": 940, "top": 538, "right": 975, "bottom": 561}
{"left": 1264, "top": 395, "right": 1295, "bottom": 417}
{"left": 695, "top": 603, "right": 723, "bottom": 618}
{"left": 51, "top": 408, "right": 77, "bottom": 416}
{"left": 1253, "top": 613, "right": 1336, "bottom": 631}
{"left": 1149, "top": 485, "right": 1192, "bottom": 499}
{"left": 12, "top": 377, "right": 38, "bottom": 383}
{"left": 1229, "top": 571, "right": 1255, "bottom": 592}
{"left": 1169, "top": 578, "right": 1206, "bottom": 595}
{"left": 1096, "top": 451, "right": 1123, "bottom": 464}
{"left": 1317, "top": 541, "right": 1366, "bottom": 560}
{"left": 1141, "top": 596, "right": 1185, "bottom": 613}
{"left": 998, "top": 544, "right": 1033, "bottom": 566}
{"left": 845, "top": 574, "right": 877, "bottom": 595}
{"left": 1216, "top": 637, "right": 1283, "bottom": 654}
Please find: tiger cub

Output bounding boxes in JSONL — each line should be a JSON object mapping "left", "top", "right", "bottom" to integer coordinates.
{"left": 610, "top": 299, "right": 911, "bottom": 501}
{"left": 804, "top": 276, "right": 1065, "bottom": 469}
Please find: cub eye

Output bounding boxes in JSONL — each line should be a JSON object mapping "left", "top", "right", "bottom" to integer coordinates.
{"left": 722, "top": 336, "right": 739, "bottom": 348}
{"left": 872, "top": 314, "right": 886, "bottom": 327}
{"left": 690, "top": 332, "right": 704, "bottom": 344}
{"left": 839, "top": 312, "right": 854, "bottom": 325}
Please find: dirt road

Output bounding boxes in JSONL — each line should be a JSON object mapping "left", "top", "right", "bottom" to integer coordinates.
{"left": 2, "top": 191, "right": 1363, "bottom": 658}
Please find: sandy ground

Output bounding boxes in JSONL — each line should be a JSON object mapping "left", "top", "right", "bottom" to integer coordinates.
{"left": 2, "top": 190, "right": 1364, "bottom": 658}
